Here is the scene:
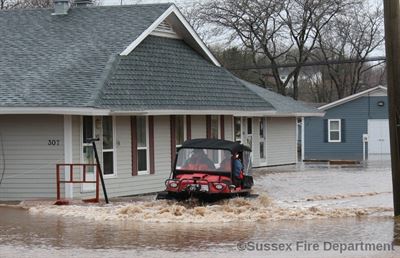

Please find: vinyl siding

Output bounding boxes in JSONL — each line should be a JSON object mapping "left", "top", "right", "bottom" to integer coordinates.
{"left": 70, "top": 116, "right": 172, "bottom": 198}
{"left": 0, "top": 115, "right": 64, "bottom": 200}
{"left": 304, "top": 96, "right": 388, "bottom": 160}
{"left": 266, "top": 117, "right": 297, "bottom": 166}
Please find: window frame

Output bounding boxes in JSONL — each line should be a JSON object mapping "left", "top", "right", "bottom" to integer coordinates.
{"left": 102, "top": 116, "right": 117, "bottom": 178}
{"left": 328, "top": 119, "right": 342, "bottom": 143}
{"left": 137, "top": 116, "right": 150, "bottom": 175}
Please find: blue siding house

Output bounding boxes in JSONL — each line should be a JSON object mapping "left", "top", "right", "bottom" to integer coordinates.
{"left": 304, "top": 86, "right": 389, "bottom": 161}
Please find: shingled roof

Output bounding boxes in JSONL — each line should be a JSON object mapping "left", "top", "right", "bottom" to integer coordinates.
{"left": 0, "top": 4, "right": 321, "bottom": 116}
{"left": 0, "top": 4, "right": 171, "bottom": 108}
{"left": 95, "top": 36, "right": 273, "bottom": 112}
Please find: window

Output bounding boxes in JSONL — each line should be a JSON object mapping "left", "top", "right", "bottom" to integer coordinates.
{"left": 246, "top": 118, "right": 253, "bottom": 148}
{"left": 83, "top": 116, "right": 93, "bottom": 143}
{"left": 328, "top": 119, "right": 341, "bottom": 142}
{"left": 175, "top": 115, "right": 185, "bottom": 147}
{"left": 102, "top": 116, "right": 115, "bottom": 176}
{"left": 210, "top": 115, "right": 219, "bottom": 139}
{"left": 259, "top": 118, "right": 266, "bottom": 159}
{"left": 234, "top": 117, "right": 241, "bottom": 142}
{"left": 137, "top": 116, "right": 148, "bottom": 174}
{"left": 247, "top": 118, "right": 252, "bottom": 134}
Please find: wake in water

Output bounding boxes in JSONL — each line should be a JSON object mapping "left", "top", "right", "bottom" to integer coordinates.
{"left": 26, "top": 193, "right": 393, "bottom": 223}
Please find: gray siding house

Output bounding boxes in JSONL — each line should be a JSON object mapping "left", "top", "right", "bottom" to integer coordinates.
{"left": 0, "top": 3, "right": 321, "bottom": 201}
{"left": 304, "top": 86, "right": 388, "bottom": 161}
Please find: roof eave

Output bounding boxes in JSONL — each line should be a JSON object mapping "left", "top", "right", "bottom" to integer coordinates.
{"left": 0, "top": 107, "right": 110, "bottom": 116}
{"left": 318, "top": 85, "right": 387, "bottom": 111}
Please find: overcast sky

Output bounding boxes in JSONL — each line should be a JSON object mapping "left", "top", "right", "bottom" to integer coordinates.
{"left": 103, "top": 0, "right": 198, "bottom": 7}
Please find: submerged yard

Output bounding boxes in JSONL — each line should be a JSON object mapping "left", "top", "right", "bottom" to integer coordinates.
{"left": 1, "top": 160, "right": 399, "bottom": 257}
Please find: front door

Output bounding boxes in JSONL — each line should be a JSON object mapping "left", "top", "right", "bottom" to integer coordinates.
{"left": 368, "top": 119, "right": 390, "bottom": 159}
{"left": 81, "top": 116, "right": 96, "bottom": 192}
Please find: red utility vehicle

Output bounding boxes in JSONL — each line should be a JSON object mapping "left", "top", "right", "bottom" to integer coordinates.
{"left": 157, "top": 138, "right": 254, "bottom": 200}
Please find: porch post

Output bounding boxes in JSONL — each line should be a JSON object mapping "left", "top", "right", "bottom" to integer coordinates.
{"left": 63, "top": 115, "right": 73, "bottom": 199}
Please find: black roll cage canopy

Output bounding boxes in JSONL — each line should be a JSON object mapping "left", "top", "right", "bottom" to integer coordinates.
{"left": 177, "top": 138, "right": 252, "bottom": 154}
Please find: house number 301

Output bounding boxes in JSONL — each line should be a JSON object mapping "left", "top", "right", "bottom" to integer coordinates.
{"left": 48, "top": 140, "right": 60, "bottom": 146}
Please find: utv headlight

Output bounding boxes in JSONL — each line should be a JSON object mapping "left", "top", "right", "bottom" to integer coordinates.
{"left": 214, "top": 183, "right": 224, "bottom": 190}
{"left": 169, "top": 182, "right": 178, "bottom": 188}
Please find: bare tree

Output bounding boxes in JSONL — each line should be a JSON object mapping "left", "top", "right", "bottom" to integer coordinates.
{"left": 0, "top": 0, "right": 52, "bottom": 9}
{"left": 314, "top": 2, "right": 384, "bottom": 99}
{"left": 196, "top": 0, "right": 348, "bottom": 99}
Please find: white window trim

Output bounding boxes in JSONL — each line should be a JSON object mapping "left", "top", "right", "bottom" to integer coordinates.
{"left": 137, "top": 117, "right": 150, "bottom": 176}
{"left": 102, "top": 116, "right": 117, "bottom": 179}
{"left": 328, "top": 119, "right": 342, "bottom": 143}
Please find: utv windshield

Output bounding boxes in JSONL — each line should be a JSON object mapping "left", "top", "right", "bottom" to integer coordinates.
{"left": 175, "top": 148, "right": 232, "bottom": 173}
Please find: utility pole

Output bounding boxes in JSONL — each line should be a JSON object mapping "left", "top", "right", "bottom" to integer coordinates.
{"left": 383, "top": 0, "right": 400, "bottom": 216}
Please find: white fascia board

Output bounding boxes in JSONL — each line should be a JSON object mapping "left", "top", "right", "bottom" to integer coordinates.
{"left": 318, "top": 86, "right": 387, "bottom": 111}
{"left": 120, "top": 5, "right": 221, "bottom": 67}
{"left": 111, "top": 109, "right": 277, "bottom": 116}
{"left": 0, "top": 107, "right": 110, "bottom": 116}
{"left": 255, "top": 112, "right": 325, "bottom": 118}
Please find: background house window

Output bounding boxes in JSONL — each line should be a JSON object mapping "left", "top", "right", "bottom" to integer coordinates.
{"left": 102, "top": 116, "right": 115, "bottom": 176}
{"left": 137, "top": 116, "right": 148, "bottom": 173}
{"left": 328, "top": 119, "right": 341, "bottom": 142}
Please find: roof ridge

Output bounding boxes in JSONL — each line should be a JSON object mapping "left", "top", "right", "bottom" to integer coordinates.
{"left": 90, "top": 54, "right": 122, "bottom": 108}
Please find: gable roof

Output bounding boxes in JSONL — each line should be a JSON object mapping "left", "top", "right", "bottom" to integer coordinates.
{"left": 318, "top": 86, "right": 387, "bottom": 111}
{"left": 94, "top": 36, "right": 274, "bottom": 114}
{"left": 120, "top": 4, "right": 221, "bottom": 67}
{"left": 240, "top": 80, "right": 324, "bottom": 116}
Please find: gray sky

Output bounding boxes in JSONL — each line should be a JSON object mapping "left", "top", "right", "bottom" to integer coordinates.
{"left": 103, "top": 0, "right": 198, "bottom": 7}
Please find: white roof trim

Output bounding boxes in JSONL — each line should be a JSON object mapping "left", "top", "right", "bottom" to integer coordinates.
{"left": 111, "top": 109, "right": 277, "bottom": 116}
{"left": 120, "top": 5, "right": 221, "bottom": 67}
{"left": 0, "top": 108, "right": 323, "bottom": 117}
{"left": 269, "top": 112, "right": 325, "bottom": 117}
{"left": 318, "top": 86, "right": 387, "bottom": 111}
{"left": 0, "top": 107, "right": 110, "bottom": 115}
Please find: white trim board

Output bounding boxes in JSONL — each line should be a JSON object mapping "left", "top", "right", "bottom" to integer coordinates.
{"left": 0, "top": 107, "right": 110, "bottom": 115}
{"left": 119, "top": 5, "right": 221, "bottom": 67}
{"left": 64, "top": 115, "right": 73, "bottom": 199}
{"left": 318, "top": 86, "right": 387, "bottom": 111}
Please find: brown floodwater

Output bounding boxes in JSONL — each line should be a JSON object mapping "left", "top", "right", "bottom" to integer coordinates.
{"left": 1, "top": 161, "right": 400, "bottom": 257}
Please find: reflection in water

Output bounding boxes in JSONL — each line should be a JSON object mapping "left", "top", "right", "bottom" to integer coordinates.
{"left": 0, "top": 207, "right": 398, "bottom": 252}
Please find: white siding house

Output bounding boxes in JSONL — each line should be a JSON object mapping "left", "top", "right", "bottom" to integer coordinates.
{"left": 0, "top": 4, "right": 322, "bottom": 201}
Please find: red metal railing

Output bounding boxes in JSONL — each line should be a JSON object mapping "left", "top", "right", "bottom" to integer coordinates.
{"left": 56, "top": 164, "right": 100, "bottom": 204}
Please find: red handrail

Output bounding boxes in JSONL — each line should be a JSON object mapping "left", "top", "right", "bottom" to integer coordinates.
{"left": 56, "top": 164, "right": 100, "bottom": 203}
